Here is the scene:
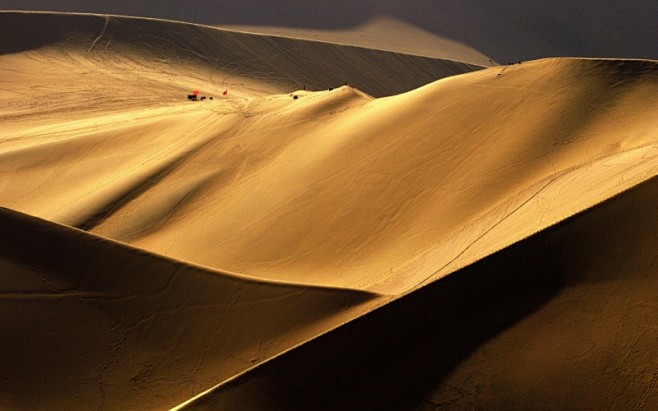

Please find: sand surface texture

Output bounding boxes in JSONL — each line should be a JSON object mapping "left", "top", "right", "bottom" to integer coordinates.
{"left": 1, "top": 11, "right": 657, "bottom": 411}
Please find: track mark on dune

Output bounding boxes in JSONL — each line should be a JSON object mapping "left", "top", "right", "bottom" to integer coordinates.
{"left": 412, "top": 171, "right": 564, "bottom": 290}
{"left": 636, "top": 367, "right": 658, "bottom": 411}
{"left": 88, "top": 16, "right": 110, "bottom": 53}
{"left": 96, "top": 325, "right": 129, "bottom": 411}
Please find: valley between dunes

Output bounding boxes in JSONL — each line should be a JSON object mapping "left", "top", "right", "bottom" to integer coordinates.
{"left": 1, "top": 11, "right": 657, "bottom": 411}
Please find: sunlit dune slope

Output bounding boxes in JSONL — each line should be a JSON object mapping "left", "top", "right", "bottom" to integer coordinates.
{"left": 0, "top": 206, "right": 377, "bottom": 410}
{"left": 3, "top": 55, "right": 656, "bottom": 293}
{"left": 179, "top": 176, "right": 658, "bottom": 410}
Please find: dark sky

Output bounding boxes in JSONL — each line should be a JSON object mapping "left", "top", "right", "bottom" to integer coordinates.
{"left": 1, "top": 0, "right": 656, "bottom": 63}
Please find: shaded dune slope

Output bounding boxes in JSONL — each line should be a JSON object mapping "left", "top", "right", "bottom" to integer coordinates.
{"left": 179, "top": 176, "right": 658, "bottom": 410}
{"left": 0, "top": 11, "right": 480, "bottom": 103}
{"left": 0, "top": 207, "right": 377, "bottom": 410}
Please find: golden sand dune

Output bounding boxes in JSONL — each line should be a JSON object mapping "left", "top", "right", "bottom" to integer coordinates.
{"left": 1, "top": 11, "right": 657, "bottom": 410}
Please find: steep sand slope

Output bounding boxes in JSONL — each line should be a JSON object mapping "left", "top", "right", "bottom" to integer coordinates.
{"left": 180, "top": 176, "right": 658, "bottom": 410}
{"left": 0, "top": 207, "right": 377, "bottom": 410}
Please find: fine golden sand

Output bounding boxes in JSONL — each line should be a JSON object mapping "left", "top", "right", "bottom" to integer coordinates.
{"left": 1, "top": 11, "right": 657, "bottom": 410}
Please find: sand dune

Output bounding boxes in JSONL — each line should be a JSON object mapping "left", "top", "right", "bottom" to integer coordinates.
{"left": 4, "top": 50, "right": 657, "bottom": 293}
{"left": 1, "top": 11, "right": 657, "bottom": 410}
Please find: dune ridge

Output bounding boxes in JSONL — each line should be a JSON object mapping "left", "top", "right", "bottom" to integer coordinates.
{"left": 218, "top": 14, "right": 496, "bottom": 66}
{"left": 0, "top": 206, "right": 378, "bottom": 410}
{"left": 1, "top": 11, "right": 657, "bottom": 410}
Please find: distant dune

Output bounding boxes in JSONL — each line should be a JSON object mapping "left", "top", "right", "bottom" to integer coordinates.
{"left": 1, "top": 11, "right": 657, "bottom": 411}
{"left": 218, "top": 15, "right": 496, "bottom": 66}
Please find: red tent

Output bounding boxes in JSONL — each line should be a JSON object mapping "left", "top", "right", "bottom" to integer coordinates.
{"left": 193, "top": 89, "right": 200, "bottom": 96}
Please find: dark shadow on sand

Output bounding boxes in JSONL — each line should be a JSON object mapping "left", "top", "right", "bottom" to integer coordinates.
{"left": 190, "top": 219, "right": 567, "bottom": 410}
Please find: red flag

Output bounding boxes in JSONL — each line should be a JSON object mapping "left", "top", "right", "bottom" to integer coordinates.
{"left": 193, "top": 89, "right": 199, "bottom": 96}
{"left": 222, "top": 90, "right": 228, "bottom": 96}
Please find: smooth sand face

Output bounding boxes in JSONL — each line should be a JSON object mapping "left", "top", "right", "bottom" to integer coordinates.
{"left": 1, "top": 11, "right": 657, "bottom": 411}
